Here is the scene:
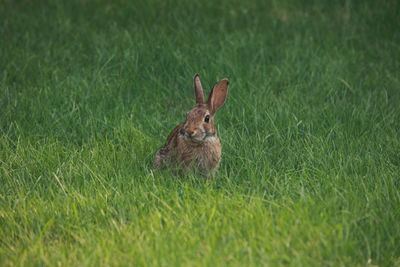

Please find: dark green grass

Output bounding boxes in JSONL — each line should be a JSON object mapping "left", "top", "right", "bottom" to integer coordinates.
{"left": 1, "top": 0, "right": 400, "bottom": 265}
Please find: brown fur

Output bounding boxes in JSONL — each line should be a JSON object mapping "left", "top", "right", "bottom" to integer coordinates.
{"left": 152, "top": 74, "right": 229, "bottom": 176}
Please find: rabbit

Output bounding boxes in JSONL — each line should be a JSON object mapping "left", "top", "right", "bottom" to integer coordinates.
{"left": 152, "top": 73, "right": 229, "bottom": 176}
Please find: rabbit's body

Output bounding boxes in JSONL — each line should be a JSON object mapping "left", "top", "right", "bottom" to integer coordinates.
{"left": 153, "top": 121, "right": 222, "bottom": 175}
{"left": 153, "top": 74, "right": 229, "bottom": 176}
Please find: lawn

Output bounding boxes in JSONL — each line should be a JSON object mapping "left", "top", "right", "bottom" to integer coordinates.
{"left": 1, "top": 0, "right": 400, "bottom": 266}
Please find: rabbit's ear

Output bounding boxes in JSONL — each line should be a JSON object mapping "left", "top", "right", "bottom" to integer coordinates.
{"left": 194, "top": 73, "right": 204, "bottom": 104}
{"left": 207, "top": 78, "right": 229, "bottom": 114}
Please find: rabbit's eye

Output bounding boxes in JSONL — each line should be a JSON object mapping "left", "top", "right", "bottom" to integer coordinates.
{"left": 204, "top": 115, "right": 210, "bottom": 123}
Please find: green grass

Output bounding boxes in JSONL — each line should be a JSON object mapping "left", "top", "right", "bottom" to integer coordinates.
{"left": 1, "top": 0, "right": 400, "bottom": 265}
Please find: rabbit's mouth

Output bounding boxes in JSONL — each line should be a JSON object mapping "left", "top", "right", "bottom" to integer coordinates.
{"left": 182, "top": 131, "right": 214, "bottom": 143}
{"left": 183, "top": 134, "right": 205, "bottom": 143}
{"left": 181, "top": 129, "right": 204, "bottom": 143}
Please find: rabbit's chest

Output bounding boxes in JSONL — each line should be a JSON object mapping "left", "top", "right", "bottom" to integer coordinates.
{"left": 177, "top": 136, "right": 221, "bottom": 174}
{"left": 195, "top": 141, "right": 221, "bottom": 172}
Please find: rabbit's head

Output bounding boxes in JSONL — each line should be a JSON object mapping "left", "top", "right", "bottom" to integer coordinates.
{"left": 180, "top": 74, "right": 229, "bottom": 143}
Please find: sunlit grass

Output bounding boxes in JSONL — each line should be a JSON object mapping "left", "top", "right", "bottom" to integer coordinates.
{"left": 1, "top": 0, "right": 400, "bottom": 266}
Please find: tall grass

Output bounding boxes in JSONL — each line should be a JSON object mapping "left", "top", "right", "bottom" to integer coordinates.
{"left": 1, "top": 0, "right": 399, "bottom": 265}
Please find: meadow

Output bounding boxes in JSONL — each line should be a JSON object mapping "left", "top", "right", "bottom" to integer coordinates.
{"left": 1, "top": 0, "right": 400, "bottom": 266}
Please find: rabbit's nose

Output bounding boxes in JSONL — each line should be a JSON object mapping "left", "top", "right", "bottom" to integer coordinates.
{"left": 186, "top": 129, "right": 195, "bottom": 136}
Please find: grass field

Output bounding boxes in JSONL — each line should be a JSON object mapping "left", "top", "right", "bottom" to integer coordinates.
{"left": 1, "top": 0, "right": 400, "bottom": 266}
